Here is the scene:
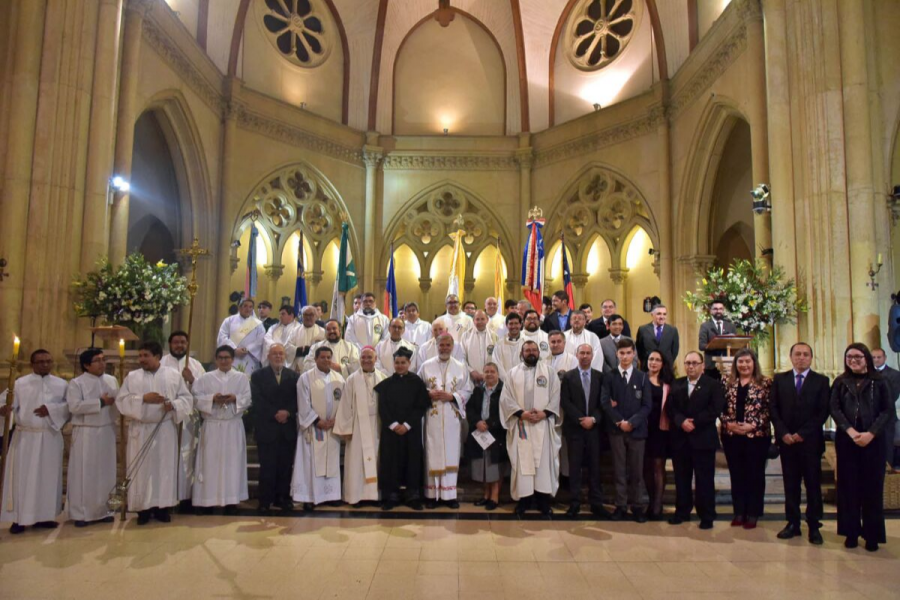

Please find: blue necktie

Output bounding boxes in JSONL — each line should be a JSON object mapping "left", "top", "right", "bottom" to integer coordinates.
{"left": 795, "top": 372, "right": 804, "bottom": 395}
{"left": 581, "top": 371, "right": 590, "bottom": 414}
{"left": 655, "top": 325, "right": 662, "bottom": 342}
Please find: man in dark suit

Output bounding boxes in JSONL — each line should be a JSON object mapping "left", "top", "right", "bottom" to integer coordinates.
{"left": 587, "top": 299, "right": 631, "bottom": 339}
{"left": 560, "top": 344, "right": 606, "bottom": 518}
{"left": 770, "top": 342, "right": 831, "bottom": 544}
{"left": 600, "top": 338, "right": 652, "bottom": 522}
{"left": 250, "top": 343, "right": 299, "bottom": 514}
{"left": 541, "top": 290, "right": 573, "bottom": 333}
{"left": 636, "top": 304, "right": 679, "bottom": 369}
{"left": 872, "top": 348, "right": 900, "bottom": 467}
{"left": 598, "top": 314, "right": 630, "bottom": 373}
{"left": 666, "top": 351, "right": 724, "bottom": 529}
{"left": 698, "top": 300, "right": 738, "bottom": 379}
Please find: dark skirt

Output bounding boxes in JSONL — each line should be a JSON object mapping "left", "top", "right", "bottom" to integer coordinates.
{"left": 645, "top": 382, "right": 669, "bottom": 459}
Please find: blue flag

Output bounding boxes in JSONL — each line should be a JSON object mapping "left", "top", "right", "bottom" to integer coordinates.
{"left": 384, "top": 243, "right": 398, "bottom": 318}
{"left": 294, "top": 232, "right": 308, "bottom": 315}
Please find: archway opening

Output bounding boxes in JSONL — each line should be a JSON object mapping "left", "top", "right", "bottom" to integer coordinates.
{"left": 709, "top": 119, "right": 754, "bottom": 267}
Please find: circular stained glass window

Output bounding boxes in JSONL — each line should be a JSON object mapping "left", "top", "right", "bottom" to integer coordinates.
{"left": 565, "top": 0, "right": 642, "bottom": 71}
{"left": 261, "top": 0, "right": 332, "bottom": 68}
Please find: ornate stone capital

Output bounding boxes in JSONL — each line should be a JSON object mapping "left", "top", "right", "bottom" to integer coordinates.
{"left": 608, "top": 268, "right": 630, "bottom": 285}
{"left": 264, "top": 264, "right": 285, "bottom": 281}
{"left": 418, "top": 277, "right": 433, "bottom": 292}
{"left": 679, "top": 254, "right": 717, "bottom": 277}
{"left": 571, "top": 273, "right": 589, "bottom": 288}
{"left": 308, "top": 270, "right": 323, "bottom": 286}
{"left": 464, "top": 278, "right": 476, "bottom": 294}
{"left": 229, "top": 256, "right": 240, "bottom": 275}
{"left": 363, "top": 146, "right": 384, "bottom": 168}
{"left": 515, "top": 148, "right": 534, "bottom": 170}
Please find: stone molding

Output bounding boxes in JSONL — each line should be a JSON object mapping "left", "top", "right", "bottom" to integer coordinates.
{"left": 381, "top": 154, "right": 518, "bottom": 171}
{"left": 236, "top": 109, "right": 364, "bottom": 165}
{"left": 533, "top": 114, "right": 657, "bottom": 168}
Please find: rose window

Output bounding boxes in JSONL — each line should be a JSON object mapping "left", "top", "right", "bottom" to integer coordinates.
{"left": 262, "top": 0, "right": 331, "bottom": 67}
{"left": 566, "top": 0, "right": 641, "bottom": 71}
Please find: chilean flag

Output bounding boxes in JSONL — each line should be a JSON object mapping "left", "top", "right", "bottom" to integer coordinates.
{"left": 521, "top": 216, "right": 545, "bottom": 312}
{"left": 384, "top": 243, "right": 398, "bottom": 318}
{"left": 561, "top": 234, "right": 575, "bottom": 310}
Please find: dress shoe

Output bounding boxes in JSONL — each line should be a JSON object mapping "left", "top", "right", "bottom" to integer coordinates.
{"left": 327, "top": 500, "right": 344, "bottom": 508}
{"left": 101, "top": 516, "right": 115, "bottom": 523}
{"left": 302, "top": 503, "right": 314, "bottom": 512}
{"left": 777, "top": 523, "right": 800, "bottom": 539}
{"left": 540, "top": 505, "right": 553, "bottom": 517}
{"left": 633, "top": 509, "right": 648, "bottom": 524}
{"left": 195, "top": 506, "right": 213, "bottom": 516}
{"left": 699, "top": 520, "right": 714, "bottom": 530}
{"left": 425, "top": 499, "right": 438, "bottom": 510}
{"left": 610, "top": 507, "right": 627, "bottom": 521}
{"left": 382, "top": 501, "right": 396, "bottom": 511}
{"left": 258, "top": 504, "right": 271, "bottom": 516}
{"left": 9, "top": 523, "right": 25, "bottom": 534}
{"left": 844, "top": 537, "right": 858, "bottom": 549}
{"left": 473, "top": 498, "right": 488, "bottom": 507}
{"left": 153, "top": 509, "right": 171, "bottom": 523}
{"left": 224, "top": 505, "right": 239, "bottom": 516}
{"left": 515, "top": 502, "right": 529, "bottom": 516}
{"left": 808, "top": 528, "right": 823, "bottom": 545}
{"left": 445, "top": 500, "right": 460, "bottom": 509}
{"left": 865, "top": 541, "right": 879, "bottom": 552}
{"left": 668, "top": 515, "right": 687, "bottom": 525}
{"left": 484, "top": 500, "right": 498, "bottom": 511}
{"left": 566, "top": 504, "right": 581, "bottom": 518}
{"left": 137, "top": 510, "right": 152, "bottom": 526}
{"left": 408, "top": 500, "right": 424, "bottom": 511}
{"left": 591, "top": 505, "right": 612, "bottom": 520}
{"left": 33, "top": 521, "right": 58, "bottom": 529}
{"left": 742, "top": 517, "right": 758, "bottom": 530}
{"left": 277, "top": 500, "right": 294, "bottom": 512}
{"left": 730, "top": 516, "right": 744, "bottom": 527}
{"left": 74, "top": 520, "right": 89, "bottom": 528}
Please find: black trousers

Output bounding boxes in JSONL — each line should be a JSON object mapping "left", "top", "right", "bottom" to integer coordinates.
{"left": 835, "top": 431, "right": 887, "bottom": 543}
{"left": 257, "top": 436, "right": 296, "bottom": 506}
{"left": 566, "top": 428, "right": 603, "bottom": 506}
{"left": 779, "top": 440, "right": 823, "bottom": 529}
{"left": 672, "top": 445, "right": 717, "bottom": 522}
{"left": 379, "top": 429, "right": 424, "bottom": 501}
{"left": 721, "top": 435, "right": 770, "bottom": 519}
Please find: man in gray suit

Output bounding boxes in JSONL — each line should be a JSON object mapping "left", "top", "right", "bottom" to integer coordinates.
{"left": 635, "top": 305, "right": 679, "bottom": 370}
{"left": 598, "top": 314, "right": 631, "bottom": 373}
{"left": 698, "top": 300, "right": 738, "bottom": 379}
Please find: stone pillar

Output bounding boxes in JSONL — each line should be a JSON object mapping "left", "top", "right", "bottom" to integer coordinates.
{"left": 515, "top": 134, "right": 534, "bottom": 259}
{"left": 264, "top": 265, "right": 284, "bottom": 307}
{"left": 418, "top": 277, "right": 432, "bottom": 319}
{"left": 308, "top": 270, "right": 323, "bottom": 305}
{"left": 837, "top": 0, "right": 880, "bottom": 347}
{"left": 680, "top": 255, "right": 717, "bottom": 358}
{"left": 363, "top": 133, "right": 383, "bottom": 292}
{"left": 0, "top": 0, "right": 46, "bottom": 359}
{"left": 80, "top": 0, "right": 124, "bottom": 274}
{"left": 608, "top": 268, "right": 629, "bottom": 312}
{"left": 216, "top": 95, "right": 241, "bottom": 320}
{"left": 651, "top": 88, "right": 674, "bottom": 307}
{"left": 109, "top": 0, "right": 151, "bottom": 265}
{"left": 571, "top": 273, "right": 589, "bottom": 306}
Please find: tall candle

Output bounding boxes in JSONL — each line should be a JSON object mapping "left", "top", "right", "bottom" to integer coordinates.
{"left": 12, "top": 336, "right": 20, "bottom": 361}
{"left": 119, "top": 338, "right": 125, "bottom": 359}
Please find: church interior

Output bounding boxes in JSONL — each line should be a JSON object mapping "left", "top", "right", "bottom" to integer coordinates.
{"left": 1, "top": 0, "right": 900, "bottom": 598}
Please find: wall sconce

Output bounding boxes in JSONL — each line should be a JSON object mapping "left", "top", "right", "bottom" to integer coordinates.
{"left": 0, "top": 257, "right": 9, "bottom": 282}
{"left": 299, "top": 102, "right": 307, "bottom": 110}
{"left": 648, "top": 248, "right": 658, "bottom": 258}
{"left": 107, "top": 175, "right": 130, "bottom": 205}
{"left": 751, "top": 183, "right": 771, "bottom": 214}
{"left": 593, "top": 103, "right": 602, "bottom": 111}
{"left": 443, "top": 128, "right": 449, "bottom": 136}
{"left": 868, "top": 254, "right": 884, "bottom": 291}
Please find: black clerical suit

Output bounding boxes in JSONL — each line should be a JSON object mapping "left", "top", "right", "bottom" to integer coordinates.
{"left": 770, "top": 369, "right": 830, "bottom": 530}
{"left": 375, "top": 372, "right": 432, "bottom": 502}
{"left": 560, "top": 367, "right": 604, "bottom": 508}
{"left": 666, "top": 374, "right": 724, "bottom": 523}
{"left": 251, "top": 365, "right": 300, "bottom": 508}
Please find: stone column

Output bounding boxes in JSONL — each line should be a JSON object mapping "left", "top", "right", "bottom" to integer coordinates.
{"left": 363, "top": 133, "right": 383, "bottom": 293}
{"left": 109, "top": 0, "right": 151, "bottom": 265}
{"left": 308, "top": 270, "right": 323, "bottom": 305}
{"left": 264, "top": 265, "right": 284, "bottom": 307}
{"left": 418, "top": 277, "right": 432, "bottom": 319}
{"left": 80, "top": 0, "right": 124, "bottom": 273}
{"left": 680, "top": 255, "right": 717, "bottom": 359}
{"left": 571, "top": 273, "right": 589, "bottom": 306}
{"left": 837, "top": 0, "right": 880, "bottom": 347}
{"left": 216, "top": 95, "right": 241, "bottom": 320}
{"left": 651, "top": 88, "right": 674, "bottom": 307}
{"left": 515, "top": 134, "right": 534, "bottom": 260}
{"left": 608, "top": 268, "right": 629, "bottom": 312}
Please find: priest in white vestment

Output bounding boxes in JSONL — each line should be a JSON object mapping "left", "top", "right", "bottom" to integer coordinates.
{"left": 0, "top": 351, "right": 69, "bottom": 533}
{"left": 374, "top": 319, "right": 418, "bottom": 375}
{"left": 161, "top": 331, "right": 205, "bottom": 505}
{"left": 286, "top": 306, "right": 325, "bottom": 369}
{"left": 484, "top": 297, "right": 506, "bottom": 334}
{"left": 417, "top": 320, "right": 466, "bottom": 366}
{"left": 293, "top": 346, "right": 345, "bottom": 508}
{"left": 564, "top": 311, "right": 602, "bottom": 366}
{"left": 345, "top": 292, "right": 391, "bottom": 348}
{"left": 66, "top": 349, "right": 118, "bottom": 526}
{"left": 522, "top": 309, "right": 552, "bottom": 361}
{"left": 334, "top": 347, "right": 385, "bottom": 505}
{"left": 115, "top": 341, "right": 193, "bottom": 524}
{"left": 191, "top": 346, "right": 252, "bottom": 512}
{"left": 262, "top": 305, "right": 303, "bottom": 367}
{"left": 417, "top": 335, "right": 473, "bottom": 507}
{"left": 500, "top": 341, "right": 562, "bottom": 516}
{"left": 435, "top": 294, "right": 473, "bottom": 342}
{"left": 304, "top": 319, "right": 360, "bottom": 377}
{"left": 402, "top": 302, "right": 432, "bottom": 347}
{"left": 217, "top": 298, "right": 266, "bottom": 375}
{"left": 460, "top": 311, "right": 498, "bottom": 387}
{"left": 493, "top": 313, "right": 526, "bottom": 382}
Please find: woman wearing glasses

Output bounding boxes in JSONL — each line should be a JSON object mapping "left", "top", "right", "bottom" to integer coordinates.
{"left": 830, "top": 343, "right": 895, "bottom": 551}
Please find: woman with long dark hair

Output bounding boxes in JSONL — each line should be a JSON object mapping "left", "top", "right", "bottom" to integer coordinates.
{"left": 720, "top": 348, "right": 772, "bottom": 529}
{"left": 830, "top": 343, "right": 895, "bottom": 551}
{"left": 644, "top": 350, "right": 674, "bottom": 520}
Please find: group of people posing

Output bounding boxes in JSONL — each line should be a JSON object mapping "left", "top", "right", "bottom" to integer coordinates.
{"left": 1, "top": 290, "right": 896, "bottom": 554}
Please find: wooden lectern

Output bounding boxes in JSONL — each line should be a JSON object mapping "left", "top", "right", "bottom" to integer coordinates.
{"left": 706, "top": 335, "right": 753, "bottom": 378}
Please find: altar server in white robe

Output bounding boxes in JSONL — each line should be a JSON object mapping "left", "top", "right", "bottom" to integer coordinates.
{"left": 435, "top": 294, "right": 474, "bottom": 342}
{"left": 417, "top": 335, "right": 473, "bottom": 507}
{"left": 191, "top": 346, "right": 252, "bottom": 513}
{"left": 417, "top": 320, "right": 466, "bottom": 366}
{"left": 304, "top": 319, "right": 360, "bottom": 377}
{"left": 522, "top": 309, "right": 552, "bottom": 362}
{"left": 345, "top": 292, "right": 391, "bottom": 348}
{"left": 374, "top": 319, "right": 418, "bottom": 375}
{"left": 115, "top": 341, "right": 193, "bottom": 525}
{"left": 402, "top": 302, "right": 432, "bottom": 347}
{"left": 160, "top": 330, "right": 205, "bottom": 505}
{"left": 262, "top": 305, "right": 302, "bottom": 367}
{"left": 1, "top": 350, "right": 69, "bottom": 533}
{"left": 564, "top": 311, "right": 602, "bottom": 366}
{"left": 217, "top": 298, "right": 266, "bottom": 375}
{"left": 500, "top": 341, "right": 562, "bottom": 516}
{"left": 287, "top": 306, "right": 326, "bottom": 369}
{"left": 461, "top": 311, "right": 498, "bottom": 387}
{"left": 493, "top": 313, "right": 526, "bottom": 381}
{"left": 293, "top": 346, "right": 345, "bottom": 509}
{"left": 334, "top": 347, "right": 385, "bottom": 505}
{"left": 66, "top": 349, "right": 118, "bottom": 526}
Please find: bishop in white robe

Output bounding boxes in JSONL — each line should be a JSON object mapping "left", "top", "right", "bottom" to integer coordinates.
{"left": 217, "top": 299, "right": 266, "bottom": 375}
{"left": 115, "top": 345, "right": 193, "bottom": 523}
{"left": 402, "top": 302, "right": 432, "bottom": 347}
{"left": 374, "top": 319, "right": 418, "bottom": 375}
{"left": 435, "top": 294, "right": 473, "bottom": 342}
{"left": 500, "top": 342, "right": 562, "bottom": 515}
{"left": 334, "top": 347, "right": 385, "bottom": 505}
{"left": 417, "top": 336, "right": 473, "bottom": 506}
{"left": 66, "top": 349, "right": 119, "bottom": 525}
{"left": 303, "top": 320, "right": 360, "bottom": 377}
{"left": 460, "top": 311, "right": 498, "bottom": 385}
{"left": 1, "top": 352, "right": 69, "bottom": 532}
{"left": 293, "top": 347, "right": 345, "bottom": 507}
{"left": 191, "top": 347, "right": 252, "bottom": 510}
{"left": 345, "top": 294, "right": 391, "bottom": 348}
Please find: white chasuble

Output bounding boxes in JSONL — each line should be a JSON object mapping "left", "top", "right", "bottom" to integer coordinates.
{"left": 416, "top": 337, "right": 466, "bottom": 367}
{"left": 0, "top": 374, "right": 69, "bottom": 526}
{"left": 417, "top": 357, "right": 473, "bottom": 500}
{"left": 522, "top": 329, "right": 552, "bottom": 361}
{"left": 160, "top": 353, "right": 205, "bottom": 501}
{"left": 191, "top": 369, "right": 251, "bottom": 506}
{"left": 292, "top": 369, "right": 345, "bottom": 504}
{"left": 487, "top": 313, "right": 506, "bottom": 335}
{"left": 460, "top": 328, "right": 498, "bottom": 374}
{"left": 334, "top": 369, "right": 385, "bottom": 504}
{"left": 402, "top": 319, "right": 432, "bottom": 348}
{"left": 500, "top": 362, "right": 561, "bottom": 501}
{"left": 374, "top": 338, "right": 418, "bottom": 375}
{"left": 115, "top": 367, "right": 193, "bottom": 512}
{"left": 564, "top": 329, "right": 602, "bottom": 361}
{"left": 345, "top": 310, "right": 390, "bottom": 348}
{"left": 436, "top": 312, "right": 473, "bottom": 342}
{"left": 493, "top": 336, "right": 525, "bottom": 382}
{"left": 286, "top": 323, "right": 326, "bottom": 369}
{"left": 217, "top": 314, "right": 265, "bottom": 375}
{"left": 302, "top": 339, "right": 360, "bottom": 378}
{"left": 262, "top": 320, "right": 302, "bottom": 366}
{"left": 66, "top": 373, "right": 119, "bottom": 522}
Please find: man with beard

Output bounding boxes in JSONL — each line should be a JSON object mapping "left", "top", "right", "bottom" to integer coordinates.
{"left": 460, "top": 310, "right": 498, "bottom": 387}
{"left": 435, "top": 294, "right": 474, "bottom": 342}
{"left": 698, "top": 300, "right": 737, "bottom": 379}
{"left": 304, "top": 319, "right": 361, "bottom": 377}
{"left": 217, "top": 298, "right": 266, "bottom": 375}
{"left": 564, "top": 310, "right": 601, "bottom": 365}
{"left": 402, "top": 302, "right": 432, "bottom": 348}
{"left": 346, "top": 292, "right": 390, "bottom": 348}
{"left": 522, "top": 310, "right": 551, "bottom": 362}
{"left": 375, "top": 318, "right": 418, "bottom": 375}
{"left": 493, "top": 312, "right": 525, "bottom": 382}
{"left": 500, "top": 341, "right": 562, "bottom": 516}
{"left": 417, "top": 320, "right": 466, "bottom": 365}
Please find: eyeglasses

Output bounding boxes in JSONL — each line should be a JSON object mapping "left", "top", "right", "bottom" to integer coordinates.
{"left": 683, "top": 361, "right": 702, "bottom": 366}
{"left": 846, "top": 354, "right": 866, "bottom": 361}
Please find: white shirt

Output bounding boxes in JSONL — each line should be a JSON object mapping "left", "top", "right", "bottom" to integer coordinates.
{"left": 619, "top": 365, "right": 634, "bottom": 384}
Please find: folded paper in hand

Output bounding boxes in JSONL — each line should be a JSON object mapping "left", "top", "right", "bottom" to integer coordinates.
{"left": 471, "top": 429, "right": 495, "bottom": 450}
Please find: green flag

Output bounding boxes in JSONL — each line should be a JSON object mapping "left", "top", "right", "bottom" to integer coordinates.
{"left": 330, "top": 222, "right": 357, "bottom": 322}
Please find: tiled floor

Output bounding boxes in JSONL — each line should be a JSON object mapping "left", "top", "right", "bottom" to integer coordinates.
{"left": 0, "top": 513, "right": 897, "bottom": 600}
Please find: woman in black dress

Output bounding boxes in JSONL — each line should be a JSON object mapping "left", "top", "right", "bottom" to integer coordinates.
{"left": 465, "top": 363, "right": 508, "bottom": 510}
{"left": 830, "top": 343, "right": 895, "bottom": 551}
{"left": 643, "top": 350, "right": 674, "bottom": 520}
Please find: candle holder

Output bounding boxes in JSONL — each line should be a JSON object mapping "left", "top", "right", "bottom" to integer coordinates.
{"left": 867, "top": 255, "right": 884, "bottom": 291}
